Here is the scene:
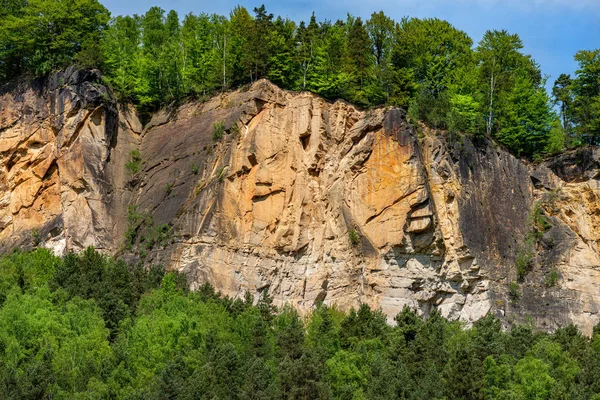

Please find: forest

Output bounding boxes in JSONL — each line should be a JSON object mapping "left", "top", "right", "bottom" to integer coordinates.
{"left": 1, "top": 247, "right": 600, "bottom": 399}
{"left": 0, "top": 0, "right": 599, "bottom": 159}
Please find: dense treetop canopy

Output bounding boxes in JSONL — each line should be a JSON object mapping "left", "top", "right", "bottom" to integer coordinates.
{"left": 2, "top": 247, "right": 600, "bottom": 399}
{"left": 0, "top": 0, "right": 599, "bottom": 158}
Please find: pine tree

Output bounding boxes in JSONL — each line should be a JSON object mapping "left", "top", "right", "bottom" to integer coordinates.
{"left": 267, "top": 17, "right": 297, "bottom": 88}
{"left": 366, "top": 11, "right": 394, "bottom": 103}
{"left": 228, "top": 6, "right": 254, "bottom": 86}
{"left": 571, "top": 49, "right": 600, "bottom": 144}
{"left": 250, "top": 5, "right": 274, "bottom": 81}
{"left": 553, "top": 73, "right": 574, "bottom": 134}
{"left": 345, "top": 17, "right": 372, "bottom": 105}
{"left": 102, "top": 15, "right": 142, "bottom": 101}
{"left": 296, "top": 13, "right": 320, "bottom": 90}
{"left": 306, "top": 20, "right": 349, "bottom": 99}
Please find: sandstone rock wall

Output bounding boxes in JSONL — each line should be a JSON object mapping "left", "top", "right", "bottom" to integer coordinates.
{"left": 3, "top": 72, "right": 600, "bottom": 334}
{"left": 0, "top": 67, "right": 139, "bottom": 253}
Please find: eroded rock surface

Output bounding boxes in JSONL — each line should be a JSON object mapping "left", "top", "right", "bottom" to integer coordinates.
{"left": 3, "top": 72, "right": 600, "bottom": 334}
{"left": 0, "top": 66, "right": 139, "bottom": 253}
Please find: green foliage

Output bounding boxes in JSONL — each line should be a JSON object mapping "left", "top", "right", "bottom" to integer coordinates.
{"left": 0, "top": 290, "right": 113, "bottom": 398}
{"left": 2, "top": 1, "right": 595, "bottom": 161}
{"left": 164, "top": 182, "right": 173, "bottom": 196}
{"left": 570, "top": 50, "right": 600, "bottom": 145}
{"left": 0, "top": 248, "right": 59, "bottom": 304}
{"left": 475, "top": 29, "right": 557, "bottom": 159}
{"left": 1, "top": 248, "right": 600, "bottom": 398}
{"left": 392, "top": 17, "right": 473, "bottom": 127}
{"left": 495, "top": 74, "right": 554, "bottom": 157}
{"left": 31, "top": 228, "right": 42, "bottom": 246}
{"left": 4, "top": 2, "right": 591, "bottom": 161}
{"left": 545, "top": 269, "right": 560, "bottom": 288}
{"left": 509, "top": 281, "right": 521, "bottom": 300}
{"left": 212, "top": 121, "right": 225, "bottom": 141}
{"left": 448, "top": 93, "right": 481, "bottom": 135}
{"left": 553, "top": 73, "right": 574, "bottom": 139}
{"left": 349, "top": 228, "right": 361, "bottom": 245}
{"left": 49, "top": 247, "right": 165, "bottom": 340}
{"left": 532, "top": 202, "right": 553, "bottom": 235}
{"left": 124, "top": 204, "right": 147, "bottom": 249}
{"left": 125, "top": 149, "right": 142, "bottom": 175}
{"left": 0, "top": 0, "right": 110, "bottom": 81}
{"left": 516, "top": 244, "right": 534, "bottom": 282}
{"left": 546, "top": 118, "right": 567, "bottom": 155}
{"left": 124, "top": 204, "right": 172, "bottom": 254}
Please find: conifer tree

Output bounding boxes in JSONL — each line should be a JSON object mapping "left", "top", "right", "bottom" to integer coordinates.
{"left": 345, "top": 17, "right": 372, "bottom": 105}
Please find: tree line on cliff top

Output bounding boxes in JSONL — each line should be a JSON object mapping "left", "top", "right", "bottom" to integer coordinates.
{"left": 3, "top": 247, "right": 600, "bottom": 399}
{"left": 0, "top": 0, "right": 599, "bottom": 159}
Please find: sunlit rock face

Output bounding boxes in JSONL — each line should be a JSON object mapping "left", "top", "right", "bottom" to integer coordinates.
{"left": 0, "top": 67, "right": 140, "bottom": 254}
{"left": 3, "top": 72, "right": 600, "bottom": 334}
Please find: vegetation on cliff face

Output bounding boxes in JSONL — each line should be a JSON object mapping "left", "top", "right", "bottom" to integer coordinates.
{"left": 0, "top": 248, "right": 600, "bottom": 399}
{"left": 1, "top": 1, "right": 599, "bottom": 159}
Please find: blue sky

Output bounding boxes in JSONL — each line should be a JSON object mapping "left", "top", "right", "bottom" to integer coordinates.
{"left": 102, "top": 0, "right": 599, "bottom": 91}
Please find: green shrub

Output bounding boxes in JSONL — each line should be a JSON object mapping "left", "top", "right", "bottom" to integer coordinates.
{"left": 545, "top": 269, "right": 559, "bottom": 287}
{"left": 532, "top": 203, "right": 552, "bottom": 236}
{"left": 125, "top": 149, "right": 142, "bottom": 175}
{"left": 164, "top": 183, "right": 173, "bottom": 196}
{"left": 516, "top": 246, "right": 534, "bottom": 282}
{"left": 509, "top": 281, "right": 521, "bottom": 300}
{"left": 124, "top": 204, "right": 147, "bottom": 249}
{"left": 212, "top": 121, "right": 225, "bottom": 141}
{"left": 141, "top": 224, "right": 171, "bottom": 251}
{"left": 32, "top": 229, "right": 42, "bottom": 246}
{"left": 349, "top": 229, "right": 360, "bottom": 246}
{"left": 191, "top": 163, "right": 200, "bottom": 175}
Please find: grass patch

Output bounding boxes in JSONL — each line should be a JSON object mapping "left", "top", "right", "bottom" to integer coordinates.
{"left": 124, "top": 205, "right": 148, "bottom": 249}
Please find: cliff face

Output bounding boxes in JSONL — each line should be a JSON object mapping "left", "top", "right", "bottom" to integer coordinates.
{"left": 2, "top": 71, "right": 600, "bottom": 333}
